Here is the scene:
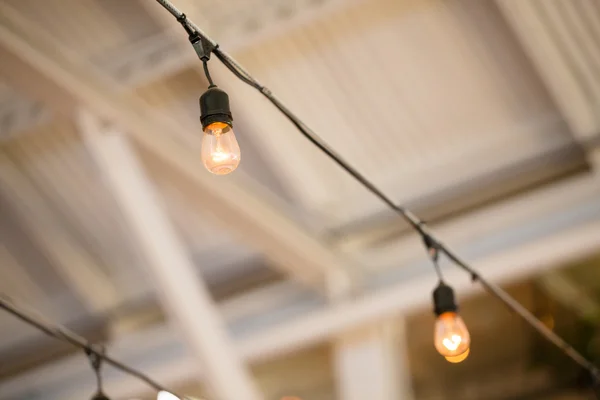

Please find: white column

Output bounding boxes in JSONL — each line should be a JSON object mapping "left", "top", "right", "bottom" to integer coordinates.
{"left": 78, "top": 110, "right": 263, "bottom": 400}
{"left": 333, "top": 320, "right": 415, "bottom": 400}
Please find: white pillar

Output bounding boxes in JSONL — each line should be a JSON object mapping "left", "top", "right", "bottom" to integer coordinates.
{"left": 78, "top": 110, "right": 263, "bottom": 400}
{"left": 333, "top": 320, "right": 414, "bottom": 400}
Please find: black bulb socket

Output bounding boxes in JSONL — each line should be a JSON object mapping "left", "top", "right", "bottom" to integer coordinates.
{"left": 91, "top": 392, "right": 111, "bottom": 400}
{"left": 199, "top": 86, "right": 233, "bottom": 130}
{"left": 433, "top": 282, "right": 458, "bottom": 316}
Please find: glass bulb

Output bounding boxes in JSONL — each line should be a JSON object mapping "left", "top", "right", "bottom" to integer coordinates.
{"left": 434, "top": 311, "right": 470, "bottom": 357}
{"left": 201, "top": 122, "right": 241, "bottom": 175}
{"left": 157, "top": 391, "right": 180, "bottom": 400}
{"left": 444, "top": 347, "right": 470, "bottom": 363}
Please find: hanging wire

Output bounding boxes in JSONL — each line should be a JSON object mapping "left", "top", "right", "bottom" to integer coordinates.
{"left": 86, "top": 347, "right": 103, "bottom": 392}
{"left": 86, "top": 345, "right": 107, "bottom": 396}
{"left": 153, "top": 0, "right": 600, "bottom": 382}
{"left": 422, "top": 235, "right": 444, "bottom": 283}
{"left": 431, "top": 255, "right": 443, "bottom": 282}
{"left": 203, "top": 59, "right": 215, "bottom": 87}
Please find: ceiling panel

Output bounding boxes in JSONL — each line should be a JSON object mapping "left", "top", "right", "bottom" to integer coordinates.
{"left": 498, "top": 0, "right": 600, "bottom": 138}
{"left": 212, "top": 0, "right": 576, "bottom": 227}
{"left": 0, "top": 81, "right": 47, "bottom": 141}
{"left": 0, "top": 215, "right": 87, "bottom": 352}
{"left": 2, "top": 0, "right": 163, "bottom": 62}
{"left": 0, "top": 0, "right": 581, "bottom": 231}
{"left": 0, "top": 118, "right": 258, "bottom": 302}
{"left": 2, "top": 120, "right": 146, "bottom": 295}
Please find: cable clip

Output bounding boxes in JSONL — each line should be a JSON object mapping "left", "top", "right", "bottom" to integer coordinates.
{"left": 177, "top": 13, "right": 214, "bottom": 61}
{"left": 422, "top": 233, "right": 439, "bottom": 262}
{"left": 85, "top": 346, "right": 103, "bottom": 371}
{"left": 176, "top": 13, "right": 194, "bottom": 35}
{"left": 192, "top": 35, "right": 215, "bottom": 62}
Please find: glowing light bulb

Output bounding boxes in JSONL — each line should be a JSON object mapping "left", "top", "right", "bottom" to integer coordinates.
{"left": 445, "top": 347, "right": 470, "bottom": 363}
{"left": 199, "top": 85, "right": 240, "bottom": 175}
{"left": 201, "top": 121, "right": 241, "bottom": 175}
{"left": 157, "top": 391, "right": 180, "bottom": 400}
{"left": 434, "top": 311, "right": 470, "bottom": 357}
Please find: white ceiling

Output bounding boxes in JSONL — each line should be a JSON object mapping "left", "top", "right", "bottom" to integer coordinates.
{"left": 216, "top": 0, "right": 574, "bottom": 227}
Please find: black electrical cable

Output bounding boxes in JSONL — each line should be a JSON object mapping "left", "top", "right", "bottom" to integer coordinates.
{"left": 213, "top": 52, "right": 257, "bottom": 88}
{"left": 0, "top": 294, "right": 192, "bottom": 400}
{"left": 153, "top": 0, "right": 600, "bottom": 382}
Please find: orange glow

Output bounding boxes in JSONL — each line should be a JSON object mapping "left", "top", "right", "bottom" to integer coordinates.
{"left": 444, "top": 347, "right": 470, "bottom": 363}
{"left": 201, "top": 122, "right": 241, "bottom": 175}
{"left": 434, "top": 311, "right": 471, "bottom": 357}
{"left": 206, "top": 121, "right": 229, "bottom": 130}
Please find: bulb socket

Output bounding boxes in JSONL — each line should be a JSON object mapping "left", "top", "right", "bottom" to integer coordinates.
{"left": 433, "top": 282, "right": 458, "bottom": 316}
{"left": 199, "top": 86, "right": 233, "bottom": 130}
{"left": 91, "top": 392, "right": 111, "bottom": 400}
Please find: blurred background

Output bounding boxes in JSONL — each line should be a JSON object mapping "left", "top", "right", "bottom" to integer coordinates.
{"left": 0, "top": 0, "right": 599, "bottom": 399}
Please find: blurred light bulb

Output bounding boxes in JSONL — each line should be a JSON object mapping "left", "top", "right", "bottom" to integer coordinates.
{"left": 201, "top": 121, "right": 241, "bottom": 175}
{"left": 434, "top": 311, "right": 470, "bottom": 357}
{"left": 444, "top": 347, "right": 470, "bottom": 363}
{"left": 157, "top": 391, "right": 180, "bottom": 400}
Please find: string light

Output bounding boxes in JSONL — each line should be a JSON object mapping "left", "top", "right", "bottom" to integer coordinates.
{"left": 199, "top": 88, "right": 241, "bottom": 175}
{"left": 432, "top": 283, "right": 470, "bottom": 359}
{"left": 176, "top": 12, "right": 241, "bottom": 175}
{"left": 0, "top": 3, "right": 596, "bottom": 400}
{"left": 139, "top": 13, "right": 594, "bottom": 382}
{"left": 154, "top": 2, "right": 589, "bottom": 368}
{"left": 424, "top": 236, "right": 471, "bottom": 362}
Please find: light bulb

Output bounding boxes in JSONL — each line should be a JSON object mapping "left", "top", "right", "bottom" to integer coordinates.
{"left": 434, "top": 311, "right": 470, "bottom": 357}
{"left": 157, "top": 391, "right": 180, "bottom": 400}
{"left": 444, "top": 347, "right": 470, "bottom": 363}
{"left": 201, "top": 121, "right": 241, "bottom": 175}
{"left": 199, "top": 86, "right": 240, "bottom": 175}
